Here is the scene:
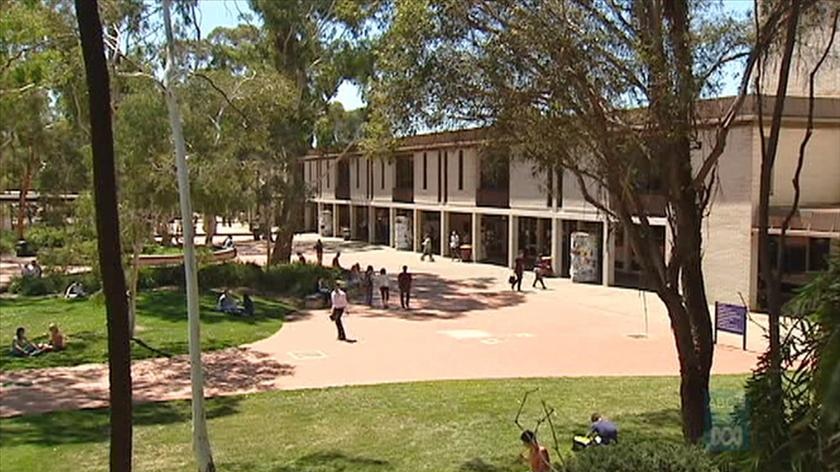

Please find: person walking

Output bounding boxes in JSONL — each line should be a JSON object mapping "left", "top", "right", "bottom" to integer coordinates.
{"left": 363, "top": 265, "right": 375, "bottom": 306}
{"left": 375, "top": 268, "right": 390, "bottom": 308}
{"left": 421, "top": 234, "right": 435, "bottom": 262}
{"left": 330, "top": 282, "right": 349, "bottom": 341}
{"left": 512, "top": 250, "right": 525, "bottom": 291}
{"left": 532, "top": 263, "right": 547, "bottom": 289}
{"left": 398, "top": 265, "right": 412, "bottom": 309}
{"left": 314, "top": 239, "right": 324, "bottom": 265}
{"left": 449, "top": 231, "right": 461, "bottom": 261}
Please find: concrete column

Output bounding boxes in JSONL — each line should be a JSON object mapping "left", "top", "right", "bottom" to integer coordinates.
{"left": 664, "top": 222, "right": 674, "bottom": 264}
{"left": 413, "top": 208, "right": 421, "bottom": 252}
{"left": 602, "top": 220, "right": 615, "bottom": 286}
{"left": 440, "top": 211, "right": 449, "bottom": 257}
{"left": 368, "top": 206, "right": 375, "bottom": 243}
{"left": 389, "top": 207, "right": 396, "bottom": 247}
{"left": 551, "top": 218, "right": 560, "bottom": 275}
{"left": 332, "top": 203, "right": 339, "bottom": 238}
{"left": 349, "top": 205, "right": 357, "bottom": 239}
{"left": 471, "top": 212, "right": 482, "bottom": 262}
{"left": 508, "top": 215, "right": 518, "bottom": 268}
{"left": 316, "top": 202, "right": 324, "bottom": 236}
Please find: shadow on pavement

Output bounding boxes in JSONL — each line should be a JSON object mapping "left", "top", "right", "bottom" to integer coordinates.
{"left": 0, "top": 349, "right": 294, "bottom": 419}
{"left": 358, "top": 272, "right": 525, "bottom": 321}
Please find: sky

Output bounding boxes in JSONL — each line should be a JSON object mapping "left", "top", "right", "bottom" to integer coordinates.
{"left": 196, "top": 0, "right": 757, "bottom": 111}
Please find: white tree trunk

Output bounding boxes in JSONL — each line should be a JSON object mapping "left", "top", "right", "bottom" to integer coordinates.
{"left": 161, "top": 1, "right": 215, "bottom": 471}
{"left": 128, "top": 237, "right": 142, "bottom": 338}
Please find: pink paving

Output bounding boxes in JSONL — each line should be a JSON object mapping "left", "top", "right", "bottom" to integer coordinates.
{"left": 0, "top": 234, "right": 763, "bottom": 418}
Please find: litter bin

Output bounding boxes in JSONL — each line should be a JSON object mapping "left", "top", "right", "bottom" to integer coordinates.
{"left": 341, "top": 227, "right": 351, "bottom": 240}
{"left": 459, "top": 244, "right": 472, "bottom": 262}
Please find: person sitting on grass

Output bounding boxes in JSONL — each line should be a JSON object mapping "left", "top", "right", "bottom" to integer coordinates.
{"left": 297, "top": 252, "right": 307, "bottom": 264}
{"left": 222, "top": 235, "right": 235, "bottom": 249}
{"left": 242, "top": 293, "right": 255, "bottom": 317}
{"left": 520, "top": 430, "right": 551, "bottom": 472}
{"left": 47, "top": 323, "right": 67, "bottom": 351}
{"left": 64, "top": 281, "right": 86, "bottom": 300}
{"left": 10, "top": 327, "right": 45, "bottom": 357}
{"left": 589, "top": 412, "right": 619, "bottom": 445}
{"left": 216, "top": 289, "right": 244, "bottom": 315}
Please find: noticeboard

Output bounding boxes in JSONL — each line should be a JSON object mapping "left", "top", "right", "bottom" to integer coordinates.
{"left": 714, "top": 302, "right": 748, "bottom": 350}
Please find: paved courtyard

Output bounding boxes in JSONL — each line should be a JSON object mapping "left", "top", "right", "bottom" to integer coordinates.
{"left": 0, "top": 233, "right": 763, "bottom": 417}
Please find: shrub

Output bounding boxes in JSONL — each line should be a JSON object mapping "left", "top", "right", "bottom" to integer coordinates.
{"left": 0, "top": 230, "right": 16, "bottom": 255}
{"left": 25, "top": 226, "right": 67, "bottom": 250}
{"left": 259, "top": 263, "right": 338, "bottom": 296}
{"left": 563, "top": 442, "right": 717, "bottom": 472}
{"left": 8, "top": 271, "right": 101, "bottom": 296}
{"left": 199, "top": 262, "right": 262, "bottom": 290}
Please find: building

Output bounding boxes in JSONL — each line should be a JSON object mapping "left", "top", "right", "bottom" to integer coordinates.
{"left": 302, "top": 95, "right": 840, "bottom": 310}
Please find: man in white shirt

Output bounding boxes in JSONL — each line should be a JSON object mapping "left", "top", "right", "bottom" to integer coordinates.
{"left": 330, "top": 283, "right": 349, "bottom": 341}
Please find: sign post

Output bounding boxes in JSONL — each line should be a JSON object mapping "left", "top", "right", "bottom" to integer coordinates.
{"left": 714, "top": 302, "right": 748, "bottom": 351}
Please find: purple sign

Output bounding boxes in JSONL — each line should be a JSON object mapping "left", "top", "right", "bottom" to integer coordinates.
{"left": 716, "top": 303, "right": 747, "bottom": 335}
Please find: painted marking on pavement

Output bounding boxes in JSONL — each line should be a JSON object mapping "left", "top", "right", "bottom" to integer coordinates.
{"left": 439, "top": 329, "right": 491, "bottom": 339}
{"left": 288, "top": 351, "right": 327, "bottom": 360}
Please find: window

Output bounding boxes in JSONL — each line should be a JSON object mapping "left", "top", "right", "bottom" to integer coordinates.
{"left": 556, "top": 168, "right": 563, "bottom": 207}
{"left": 443, "top": 151, "right": 448, "bottom": 202}
{"left": 326, "top": 161, "right": 330, "bottom": 188}
{"left": 458, "top": 150, "right": 464, "bottom": 190}
{"left": 547, "top": 170, "right": 553, "bottom": 208}
{"left": 423, "top": 153, "right": 427, "bottom": 189}
{"left": 380, "top": 161, "right": 385, "bottom": 189}
{"left": 437, "top": 151, "right": 442, "bottom": 202}
{"left": 355, "top": 158, "right": 360, "bottom": 188}
{"left": 809, "top": 238, "right": 830, "bottom": 272}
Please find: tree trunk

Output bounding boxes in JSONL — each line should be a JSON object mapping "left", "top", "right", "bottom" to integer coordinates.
{"left": 128, "top": 238, "right": 142, "bottom": 338}
{"left": 203, "top": 213, "right": 216, "bottom": 247}
{"left": 161, "top": 1, "right": 216, "bottom": 471}
{"left": 158, "top": 219, "right": 173, "bottom": 247}
{"left": 74, "top": 1, "right": 133, "bottom": 470}
{"left": 15, "top": 152, "right": 32, "bottom": 240}
{"left": 270, "top": 225, "right": 294, "bottom": 265}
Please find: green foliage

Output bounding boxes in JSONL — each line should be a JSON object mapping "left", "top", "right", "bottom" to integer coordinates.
{"left": 740, "top": 255, "right": 840, "bottom": 471}
{"left": 8, "top": 271, "right": 101, "bottom": 297}
{"left": 24, "top": 225, "right": 67, "bottom": 250}
{"left": 565, "top": 442, "right": 717, "bottom": 472}
{"left": 0, "top": 230, "right": 17, "bottom": 255}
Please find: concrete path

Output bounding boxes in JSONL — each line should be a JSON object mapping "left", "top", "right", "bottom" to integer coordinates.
{"left": 0, "top": 234, "right": 762, "bottom": 418}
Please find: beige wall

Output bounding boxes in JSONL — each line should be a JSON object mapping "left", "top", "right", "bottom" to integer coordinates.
{"left": 694, "top": 125, "right": 756, "bottom": 306}
{"left": 371, "top": 158, "right": 394, "bottom": 203}
{"left": 768, "top": 124, "right": 840, "bottom": 207}
{"left": 414, "top": 150, "right": 440, "bottom": 204}
{"left": 445, "top": 147, "right": 478, "bottom": 207}
{"left": 560, "top": 171, "right": 605, "bottom": 215}
{"left": 349, "top": 156, "right": 369, "bottom": 202}
{"left": 509, "top": 159, "right": 549, "bottom": 210}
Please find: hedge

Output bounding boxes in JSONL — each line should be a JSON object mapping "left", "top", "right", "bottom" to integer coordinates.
{"left": 563, "top": 442, "right": 718, "bottom": 472}
{"left": 9, "top": 262, "right": 339, "bottom": 298}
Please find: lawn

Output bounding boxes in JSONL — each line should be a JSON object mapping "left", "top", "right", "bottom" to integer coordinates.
{"left": 0, "top": 289, "right": 291, "bottom": 371}
{"left": 0, "top": 376, "right": 746, "bottom": 471}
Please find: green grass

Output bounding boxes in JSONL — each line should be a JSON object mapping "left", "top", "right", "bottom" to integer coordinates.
{"left": 141, "top": 244, "right": 214, "bottom": 256}
{"left": 0, "top": 375, "right": 746, "bottom": 471}
{"left": 0, "top": 289, "right": 291, "bottom": 371}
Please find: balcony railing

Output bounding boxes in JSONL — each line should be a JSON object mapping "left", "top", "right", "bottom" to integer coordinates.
{"left": 392, "top": 186, "right": 414, "bottom": 203}
{"left": 476, "top": 187, "right": 509, "bottom": 208}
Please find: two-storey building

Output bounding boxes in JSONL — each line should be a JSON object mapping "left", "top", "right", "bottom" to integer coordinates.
{"left": 302, "top": 95, "right": 840, "bottom": 310}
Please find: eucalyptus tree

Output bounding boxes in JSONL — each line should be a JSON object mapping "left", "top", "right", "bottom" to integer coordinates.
{"left": 249, "top": 0, "right": 385, "bottom": 264}
{"left": 368, "top": 0, "right": 807, "bottom": 443}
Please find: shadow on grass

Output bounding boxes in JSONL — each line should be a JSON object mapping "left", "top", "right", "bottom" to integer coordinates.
{"left": 460, "top": 457, "right": 519, "bottom": 472}
{"left": 228, "top": 451, "right": 392, "bottom": 471}
{"left": 135, "top": 289, "right": 292, "bottom": 325}
{"left": 0, "top": 395, "right": 242, "bottom": 448}
{"left": 0, "top": 330, "right": 101, "bottom": 372}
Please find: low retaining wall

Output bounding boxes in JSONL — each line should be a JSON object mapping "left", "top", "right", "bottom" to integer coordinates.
{"left": 137, "top": 247, "right": 237, "bottom": 267}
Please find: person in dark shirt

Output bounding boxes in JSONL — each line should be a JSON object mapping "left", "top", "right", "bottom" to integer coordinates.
{"left": 589, "top": 413, "right": 619, "bottom": 445}
{"left": 512, "top": 251, "right": 525, "bottom": 291}
{"left": 397, "top": 265, "right": 412, "bottom": 310}
{"left": 314, "top": 239, "right": 324, "bottom": 265}
{"left": 242, "top": 293, "right": 255, "bottom": 317}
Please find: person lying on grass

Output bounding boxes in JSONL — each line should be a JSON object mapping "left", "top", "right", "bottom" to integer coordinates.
{"left": 520, "top": 430, "right": 551, "bottom": 472}
{"left": 10, "top": 327, "right": 47, "bottom": 357}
